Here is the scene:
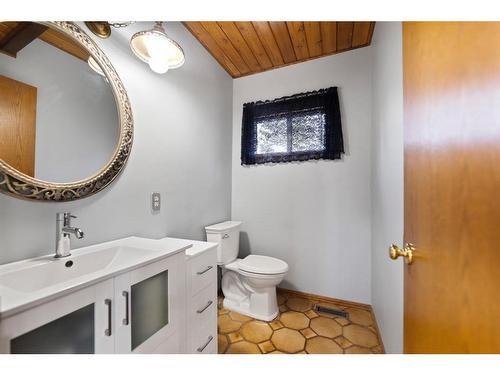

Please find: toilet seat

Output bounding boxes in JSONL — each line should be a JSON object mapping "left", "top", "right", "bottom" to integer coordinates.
{"left": 236, "top": 255, "right": 289, "bottom": 275}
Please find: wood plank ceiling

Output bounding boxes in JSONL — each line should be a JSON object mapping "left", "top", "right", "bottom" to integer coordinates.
{"left": 0, "top": 22, "right": 89, "bottom": 61}
{"left": 184, "top": 22, "right": 375, "bottom": 78}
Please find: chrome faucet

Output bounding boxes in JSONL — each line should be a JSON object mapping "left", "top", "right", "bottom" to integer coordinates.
{"left": 55, "top": 212, "right": 84, "bottom": 258}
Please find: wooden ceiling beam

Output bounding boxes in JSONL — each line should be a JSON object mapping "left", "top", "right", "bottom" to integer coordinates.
{"left": 0, "top": 22, "right": 48, "bottom": 58}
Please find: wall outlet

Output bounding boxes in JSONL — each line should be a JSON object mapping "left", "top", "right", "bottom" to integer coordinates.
{"left": 151, "top": 192, "right": 161, "bottom": 213}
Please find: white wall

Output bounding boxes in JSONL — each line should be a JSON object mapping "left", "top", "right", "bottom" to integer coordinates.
{"left": 0, "top": 22, "right": 233, "bottom": 265}
{"left": 232, "top": 48, "right": 373, "bottom": 304}
{"left": 0, "top": 39, "right": 118, "bottom": 182}
{"left": 370, "top": 22, "right": 404, "bottom": 353}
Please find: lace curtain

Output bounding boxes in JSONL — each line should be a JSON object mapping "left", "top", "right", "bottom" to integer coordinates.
{"left": 241, "top": 87, "right": 344, "bottom": 165}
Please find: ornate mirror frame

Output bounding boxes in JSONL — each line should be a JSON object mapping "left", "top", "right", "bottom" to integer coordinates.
{"left": 0, "top": 21, "right": 133, "bottom": 201}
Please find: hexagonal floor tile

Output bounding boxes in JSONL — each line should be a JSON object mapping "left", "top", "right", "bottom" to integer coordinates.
{"left": 305, "top": 336, "right": 343, "bottom": 354}
{"left": 286, "top": 297, "right": 313, "bottom": 312}
{"left": 271, "top": 328, "right": 306, "bottom": 353}
{"left": 310, "top": 316, "right": 342, "bottom": 338}
{"left": 218, "top": 334, "right": 228, "bottom": 353}
{"left": 240, "top": 320, "right": 273, "bottom": 343}
{"left": 229, "top": 311, "right": 253, "bottom": 322}
{"left": 343, "top": 325, "right": 379, "bottom": 348}
{"left": 345, "top": 345, "right": 373, "bottom": 354}
{"left": 226, "top": 341, "right": 261, "bottom": 354}
{"left": 345, "top": 308, "right": 373, "bottom": 326}
{"left": 218, "top": 314, "right": 242, "bottom": 334}
{"left": 280, "top": 311, "right": 310, "bottom": 330}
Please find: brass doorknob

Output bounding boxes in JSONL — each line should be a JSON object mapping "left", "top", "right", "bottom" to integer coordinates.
{"left": 389, "top": 243, "right": 415, "bottom": 264}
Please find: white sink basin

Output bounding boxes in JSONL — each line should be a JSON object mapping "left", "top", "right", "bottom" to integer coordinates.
{"left": 0, "top": 246, "right": 155, "bottom": 293}
{"left": 0, "top": 236, "right": 193, "bottom": 318}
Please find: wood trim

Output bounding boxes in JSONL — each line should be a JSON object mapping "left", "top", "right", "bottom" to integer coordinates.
{"left": 0, "top": 22, "right": 47, "bottom": 57}
{"left": 278, "top": 287, "right": 385, "bottom": 353}
{"left": 277, "top": 287, "right": 371, "bottom": 311}
{"left": 369, "top": 308, "right": 386, "bottom": 354}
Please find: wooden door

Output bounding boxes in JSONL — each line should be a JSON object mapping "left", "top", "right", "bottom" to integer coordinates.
{"left": 403, "top": 22, "right": 500, "bottom": 353}
{"left": 0, "top": 75, "right": 37, "bottom": 177}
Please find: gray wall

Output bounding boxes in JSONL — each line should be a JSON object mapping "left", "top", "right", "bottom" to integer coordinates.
{"left": 0, "top": 39, "right": 118, "bottom": 183}
{"left": 232, "top": 48, "right": 373, "bottom": 304}
{"left": 370, "top": 22, "right": 404, "bottom": 353}
{"left": 0, "top": 22, "right": 233, "bottom": 265}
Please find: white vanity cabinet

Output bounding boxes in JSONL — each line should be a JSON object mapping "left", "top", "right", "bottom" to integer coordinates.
{"left": 185, "top": 242, "right": 218, "bottom": 354}
{"left": 0, "top": 279, "right": 115, "bottom": 354}
{"left": 113, "top": 251, "right": 185, "bottom": 354}
{"left": 0, "top": 249, "right": 186, "bottom": 354}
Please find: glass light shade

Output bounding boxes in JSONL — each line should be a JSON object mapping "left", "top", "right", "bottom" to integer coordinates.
{"left": 87, "top": 56, "right": 105, "bottom": 77}
{"left": 130, "top": 23, "right": 185, "bottom": 74}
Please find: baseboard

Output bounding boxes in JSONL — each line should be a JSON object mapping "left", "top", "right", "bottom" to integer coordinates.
{"left": 277, "top": 287, "right": 386, "bottom": 353}
{"left": 277, "top": 287, "right": 371, "bottom": 310}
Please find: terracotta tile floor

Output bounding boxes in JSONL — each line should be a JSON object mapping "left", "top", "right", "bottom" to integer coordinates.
{"left": 218, "top": 290, "right": 384, "bottom": 354}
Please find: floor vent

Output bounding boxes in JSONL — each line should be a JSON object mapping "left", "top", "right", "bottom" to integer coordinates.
{"left": 314, "top": 304, "right": 349, "bottom": 319}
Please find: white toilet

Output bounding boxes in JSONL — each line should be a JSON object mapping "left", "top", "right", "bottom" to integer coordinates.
{"left": 205, "top": 221, "right": 288, "bottom": 321}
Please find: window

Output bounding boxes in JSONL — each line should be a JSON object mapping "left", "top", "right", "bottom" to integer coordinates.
{"left": 241, "top": 87, "right": 343, "bottom": 165}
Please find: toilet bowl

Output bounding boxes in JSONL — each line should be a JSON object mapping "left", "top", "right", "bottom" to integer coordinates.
{"left": 205, "top": 221, "right": 289, "bottom": 321}
{"left": 222, "top": 255, "right": 288, "bottom": 321}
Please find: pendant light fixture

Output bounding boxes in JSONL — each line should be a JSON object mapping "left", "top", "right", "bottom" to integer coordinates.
{"left": 87, "top": 56, "right": 105, "bottom": 77}
{"left": 130, "top": 22, "right": 185, "bottom": 74}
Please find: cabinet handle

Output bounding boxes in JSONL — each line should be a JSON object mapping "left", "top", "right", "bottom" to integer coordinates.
{"left": 197, "top": 265, "right": 213, "bottom": 275}
{"left": 197, "top": 335, "right": 213, "bottom": 353}
{"left": 105, "top": 299, "right": 112, "bottom": 336}
{"left": 122, "top": 291, "right": 130, "bottom": 326}
{"left": 196, "top": 300, "right": 213, "bottom": 314}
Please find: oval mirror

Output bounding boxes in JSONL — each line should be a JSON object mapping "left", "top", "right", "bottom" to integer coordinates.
{"left": 0, "top": 21, "right": 133, "bottom": 201}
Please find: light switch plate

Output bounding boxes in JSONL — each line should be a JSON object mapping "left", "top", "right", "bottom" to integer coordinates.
{"left": 151, "top": 192, "right": 161, "bottom": 213}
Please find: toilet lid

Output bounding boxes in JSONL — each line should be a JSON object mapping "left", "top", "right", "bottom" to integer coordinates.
{"left": 238, "top": 255, "right": 289, "bottom": 275}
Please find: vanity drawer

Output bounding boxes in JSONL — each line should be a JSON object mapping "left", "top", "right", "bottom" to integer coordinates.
{"left": 189, "top": 283, "right": 217, "bottom": 329}
{"left": 189, "top": 320, "right": 216, "bottom": 354}
{"left": 188, "top": 250, "right": 217, "bottom": 296}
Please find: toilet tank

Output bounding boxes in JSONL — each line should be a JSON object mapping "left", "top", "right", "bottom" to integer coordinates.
{"left": 205, "top": 221, "right": 242, "bottom": 265}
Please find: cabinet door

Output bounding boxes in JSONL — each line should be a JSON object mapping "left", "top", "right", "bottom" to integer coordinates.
{"left": 0, "top": 279, "right": 114, "bottom": 354}
{"left": 114, "top": 252, "right": 184, "bottom": 353}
